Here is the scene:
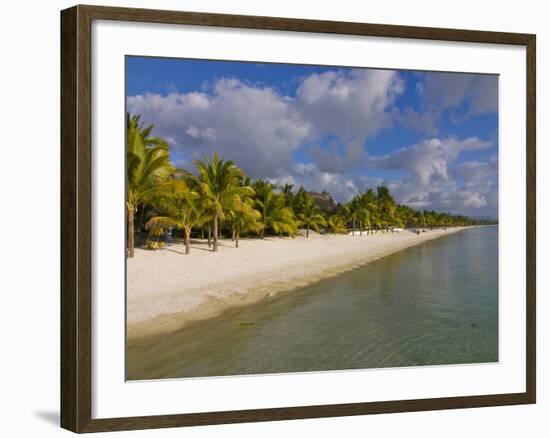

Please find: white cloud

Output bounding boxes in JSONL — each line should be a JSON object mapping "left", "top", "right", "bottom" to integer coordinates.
{"left": 269, "top": 163, "right": 381, "bottom": 205}
{"left": 397, "top": 108, "right": 438, "bottom": 134}
{"left": 452, "top": 155, "right": 498, "bottom": 187}
{"left": 297, "top": 69, "right": 404, "bottom": 141}
{"left": 422, "top": 72, "right": 498, "bottom": 115}
{"left": 185, "top": 125, "right": 216, "bottom": 140}
{"left": 128, "top": 79, "right": 310, "bottom": 179}
{"left": 397, "top": 72, "right": 498, "bottom": 134}
{"left": 308, "top": 139, "right": 369, "bottom": 174}
{"left": 369, "top": 137, "right": 497, "bottom": 216}
{"left": 128, "top": 70, "right": 498, "bottom": 217}
{"left": 128, "top": 69, "right": 404, "bottom": 179}
{"left": 369, "top": 137, "right": 492, "bottom": 186}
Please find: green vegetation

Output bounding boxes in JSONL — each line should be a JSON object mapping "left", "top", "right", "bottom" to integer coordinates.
{"left": 191, "top": 153, "right": 254, "bottom": 252}
{"left": 251, "top": 180, "right": 298, "bottom": 238}
{"left": 296, "top": 196, "right": 327, "bottom": 238}
{"left": 126, "top": 114, "right": 497, "bottom": 257}
{"left": 126, "top": 115, "right": 174, "bottom": 257}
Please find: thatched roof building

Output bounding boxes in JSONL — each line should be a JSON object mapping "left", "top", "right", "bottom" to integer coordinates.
{"left": 307, "top": 191, "right": 337, "bottom": 213}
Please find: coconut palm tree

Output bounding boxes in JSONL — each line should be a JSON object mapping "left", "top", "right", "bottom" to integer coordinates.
{"left": 177, "top": 199, "right": 207, "bottom": 254}
{"left": 252, "top": 180, "right": 298, "bottom": 237}
{"left": 167, "top": 180, "right": 209, "bottom": 254}
{"left": 126, "top": 114, "right": 173, "bottom": 258}
{"left": 227, "top": 201, "right": 263, "bottom": 248}
{"left": 280, "top": 183, "right": 295, "bottom": 208}
{"left": 326, "top": 214, "right": 347, "bottom": 234}
{"left": 376, "top": 185, "right": 398, "bottom": 230}
{"left": 146, "top": 179, "right": 208, "bottom": 254}
{"left": 347, "top": 197, "right": 361, "bottom": 236}
{"left": 192, "top": 153, "right": 252, "bottom": 252}
{"left": 356, "top": 207, "right": 371, "bottom": 236}
{"left": 296, "top": 198, "right": 326, "bottom": 238}
{"left": 292, "top": 186, "right": 309, "bottom": 215}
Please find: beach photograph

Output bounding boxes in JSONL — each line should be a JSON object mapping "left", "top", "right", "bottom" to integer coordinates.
{"left": 125, "top": 57, "right": 499, "bottom": 380}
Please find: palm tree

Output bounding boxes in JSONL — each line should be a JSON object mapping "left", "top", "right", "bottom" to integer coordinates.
{"left": 252, "top": 180, "right": 298, "bottom": 237}
{"left": 377, "top": 185, "right": 397, "bottom": 230}
{"left": 347, "top": 198, "right": 361, "bottom": 236}
{"left": 296, "top": 198, "right": 326, "bottom": 238}
{"left": 192, "top": 153, "right": 252, "bottom": 252}
{"left": 326, "top": 214, "right": 347, "bottom": 234}
{"left": 227, "top": 201, "right": 262, "bottom": 248}
{"left": 357, "top": 189, "right": 377, "bottom": 234}
{"left": 356, "top": 207, "right": 371, "bottom": 236}
{"left": 156, "top": 179, "right": 209, "bottom": 254}
{"left": 280, "top": 183, "right": 295, "bottom": 208}
{"left": 292, "top": 186, "right": 309, "bottom": 215}
{"left": 179, "top": 200, "right": 208, "bottom": 254}
{"left": 145, "top": 179, "right": 207, "bottom": 255}
{"left": 126, "top": 114, "right": 173, "bottom": 257}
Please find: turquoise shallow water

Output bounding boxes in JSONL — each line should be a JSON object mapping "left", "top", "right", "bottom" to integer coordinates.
{"left": 127, "top": 227, "right": 498, "bottom": 380}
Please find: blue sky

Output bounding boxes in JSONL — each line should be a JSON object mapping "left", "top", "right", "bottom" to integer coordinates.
{"left": 126, "top": 56, "right": 498, "bottom": 218}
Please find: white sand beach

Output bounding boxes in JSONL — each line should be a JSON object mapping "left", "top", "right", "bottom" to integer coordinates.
{"left": 127, "top": 227, "right": 469, "bottom": 338}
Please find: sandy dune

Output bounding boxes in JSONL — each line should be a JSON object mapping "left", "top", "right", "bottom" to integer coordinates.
{"left": 127, "top": 227, "right": 468, "bottom": 338}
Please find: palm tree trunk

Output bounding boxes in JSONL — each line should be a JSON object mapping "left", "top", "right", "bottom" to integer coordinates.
{"left": 260, "top": 227, "right": 265, "bottom": 239}
{"left": 207, "top": 223, "right": 212, "bottom": 248}
{"left": 232, "top": 227, "right": 236, "bottom": 241}
{"left": 359, "top": 221, "right": 363, "bottom": 236}
{"left": 184, "top": 229, "right": 190, "bottom": 255}
{"left": 352, "top": 219, "right": 356, "bottom": 236}
{"left": 137, "top": 205, "right": 146, "bottom": 235}
{"left": 127, "top": 208, "right": 135, "bottom": 258}
{"left": 235, "top": 232, "right": 239, "bottom": 248}
{"left": 213, "top": 213, "right": 219, "bottom": 252}
{"left": 306, "top": 224, "right": 309, "bottom": 238}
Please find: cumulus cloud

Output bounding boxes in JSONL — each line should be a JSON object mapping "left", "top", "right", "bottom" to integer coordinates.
{"left": 398, "top": 72, "right": 498, "bottom": 134}
{"left": 308, "top": 139, "right": 369, "bottom": 174}
{"left": 128, "top": 69, "right": 403, "bottom": 179}
{"left": 370, "top": 137, "right": 497, "bottom": 216}
{"left": 269, "top": 163, "right": 381, "bottom": 204}
{"left": 452, "top": 155, "right": 498, "bottom": 187}
{"left": 397, "top": 108, "right": 438, "bottom": 135}
{"left": 422, "top": 72, "right": 498, "bottom": 116}
{"left": 296, "top": 69, "right": 404, "bottom": 141}
{"left": 128, "top": 69, "right": 498, "bottom": 217}
{"left": 369, "top": 137, "right": 492, "bottom": 185}
{"left": 128, "top": 79, "right": 310, "bottom": 178}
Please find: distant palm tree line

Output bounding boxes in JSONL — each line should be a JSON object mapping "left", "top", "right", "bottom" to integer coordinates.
{"left": 126, "top": 114, "right": 496, "bottom": 257}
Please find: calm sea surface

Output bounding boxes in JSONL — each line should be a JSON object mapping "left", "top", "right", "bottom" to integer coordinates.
{"left": 127, "top": 227, "right": 498, "bottom": 380}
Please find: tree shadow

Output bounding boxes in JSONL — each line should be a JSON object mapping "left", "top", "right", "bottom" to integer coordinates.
{"left": 163, "top": 239, "right": 236, "bottom": 254}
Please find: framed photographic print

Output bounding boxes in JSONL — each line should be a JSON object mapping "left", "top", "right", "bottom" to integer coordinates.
{"left": 60, "top": 4, "right": 536, "bottom": 433}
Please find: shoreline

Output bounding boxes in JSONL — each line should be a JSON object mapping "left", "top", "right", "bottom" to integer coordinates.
{"left": 127, "top": 226, "right": 474, "bottom": 340}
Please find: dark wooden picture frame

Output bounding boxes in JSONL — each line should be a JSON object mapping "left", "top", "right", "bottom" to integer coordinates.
{"left": 61, "top": 4, "right": 536, "bottom": 433}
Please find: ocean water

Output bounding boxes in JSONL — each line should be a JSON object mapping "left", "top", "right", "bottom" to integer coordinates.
{"left": 127, "top": 226, "right": 498, "bottom": 380}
